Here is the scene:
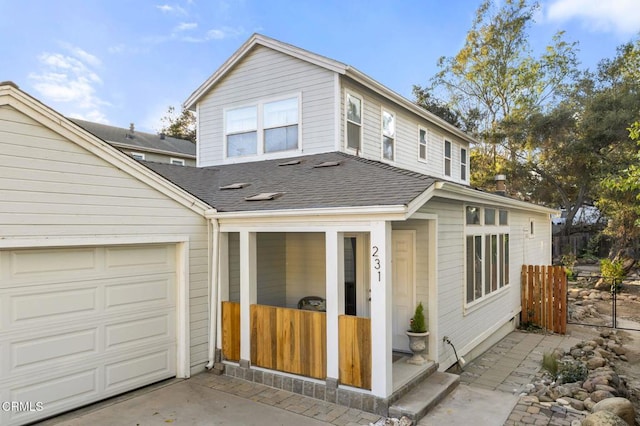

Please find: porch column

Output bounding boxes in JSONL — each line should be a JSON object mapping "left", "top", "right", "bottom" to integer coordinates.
{"left": 216, "top": 232, "right": 229, "bottom": 349}
{"left": 370, "top": 220, "right": 393, "bottom": 398}
{"left": 325, "top": 230, "right": 344, "bottom": 382}
{"left": 239, "top": 231, "right": 257, "bottom": 364}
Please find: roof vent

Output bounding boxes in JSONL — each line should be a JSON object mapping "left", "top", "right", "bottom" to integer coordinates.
{"left": 160, "top": 132, "right": 166, "bottom": 140}
{"left": 245, "top": 192, "right": 283, "bottom": 201}
{"left": 278, "top": 159, "right": 301, "bottom": 166}
{"left": 220, "top": 182, "right": 250, "bottom": 190}
{"left": 313, "top": 161, "right": 341, "bottom": 168}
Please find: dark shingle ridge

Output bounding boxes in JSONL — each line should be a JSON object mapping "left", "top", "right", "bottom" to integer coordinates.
{"left": 333, "top": 151, "right": 438, "bottom": 180}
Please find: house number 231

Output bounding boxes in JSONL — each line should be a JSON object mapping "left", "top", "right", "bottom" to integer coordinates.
{"left": 372, "top": 246, "right": 381, "bottom": 282}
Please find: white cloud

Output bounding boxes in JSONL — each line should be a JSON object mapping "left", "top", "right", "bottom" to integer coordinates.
{"left": 175, "top": 22, "right": 197, "bottom": 32}
{"left": 28, "top": 44, "right": 110, "bottom": 123}
{"left": 156, "top": 4, "right": 187, "bottom": 15}
{"left": 545, "top": 0, "right": 640, "bottom": 36}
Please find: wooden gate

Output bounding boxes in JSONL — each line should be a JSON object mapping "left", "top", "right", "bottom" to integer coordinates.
{"left": 521, "top": 265, "right": 567, "bottom": 334}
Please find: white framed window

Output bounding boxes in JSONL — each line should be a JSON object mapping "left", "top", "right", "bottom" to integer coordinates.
{"left": 226, "top": 105, "right": 258, "bottom": 157}
{"left": 170, "top": 158, "right": 186, "bottom": 166}
{"left": 381, "top": 109, "right": 395, "bottom": 161}
{"left": 130, "top": 152, "right": 145, "bottom": 160}
{"left": 418, "top": 127, "right": 428, "bottom": 162}
{"left": 264, "top": 97, "right": 298, "bottom": 153}
{"left": 225, "top": 95, "right": 300, "bottom": 158}
{"left": 461, "top": 147, "right": 467, "bottom": 181}
{"left": 444, "top": 139, "right": 452, "bottom": 177}
{"left": 346, "top": 92, "right": 362, "bottom": 151}
{"left": 465, "top": 205, "right": 510, "bottom": 305}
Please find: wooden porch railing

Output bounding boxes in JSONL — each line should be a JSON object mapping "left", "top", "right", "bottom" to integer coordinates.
{"left": 250, "top": 304, "right": 326, "bottom": 379}
{"left": 338, "top": 315, "right": 371, "bottom": 390}
{"left": 221, "top": 301, "right": 240, "bottom": 361}
{"left": 521, "top": 265, "right": 567, "bottom": 334}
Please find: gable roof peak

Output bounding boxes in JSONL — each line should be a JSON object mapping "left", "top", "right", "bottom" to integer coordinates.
{"left": 183, "top": 33, "right": 347, "bottom": 110}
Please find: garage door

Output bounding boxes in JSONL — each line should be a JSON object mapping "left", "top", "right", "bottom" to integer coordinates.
{"left": 0, "top": 244, "right": 177, "bottom": 425}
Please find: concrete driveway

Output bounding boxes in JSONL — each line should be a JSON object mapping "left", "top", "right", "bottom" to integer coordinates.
{"left": 38, "top": 376, "right": 331, "bottom": 426}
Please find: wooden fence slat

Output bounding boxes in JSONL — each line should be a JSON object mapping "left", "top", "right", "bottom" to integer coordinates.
{"left": 250, "top": 304, "right": 326, "bottom": 380}
{"left": 521, "top": 265, "right": 567, "bottom": 334}
{"left": 338, "top": 315, "right": 371, "bottom": 390}
{"left": 222, "top": 301, "right": 240, "bottom": 361}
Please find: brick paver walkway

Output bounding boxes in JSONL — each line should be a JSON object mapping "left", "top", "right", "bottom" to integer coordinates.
{"left": 459, "top": 330, "right": 587, "bottom": 426}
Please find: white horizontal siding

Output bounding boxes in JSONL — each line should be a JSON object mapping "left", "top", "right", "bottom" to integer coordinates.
{"left": 0, "top": 105, "right": 210, "bottom": 373}
{"left": 419, "top": 197, "right": 521, "bottom": 367}
{"left": 340, "top": 79, "right": 470, "bottom": 182}
{"left": 198, "top": 46, "right": 336, "bottom": 166}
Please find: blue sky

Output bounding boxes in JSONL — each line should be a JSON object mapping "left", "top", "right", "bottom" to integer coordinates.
{"left": 1, "top": 0, "right": 638, "bottom": 132}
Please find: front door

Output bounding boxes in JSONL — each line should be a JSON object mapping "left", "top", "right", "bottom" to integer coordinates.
{"left": 392, "top": 230, "right": 416, "bottom": 351}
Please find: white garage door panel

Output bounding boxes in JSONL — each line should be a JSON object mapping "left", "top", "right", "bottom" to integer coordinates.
{"left": 105, "top": 348, "right": 174, "bottom": 390}
{"left": 105, "top": 277, "right": 172, "bottom": 309}
{"left": 7, "top": 247, "right": 97, "bottom": 277}
{"left": 0, "top": 244, "right": 178, "bottom": 426}
{"left": 106, "top": 314, "right": 173, "bottom": 348}
{"left": 12, "top": 328, "right": 97, "bottom": 369}
{"left": 11, "top": 288, "right": 97, "bottom": 323}
{"left": 8, "top": 368, "right": 99, "bottom": 425}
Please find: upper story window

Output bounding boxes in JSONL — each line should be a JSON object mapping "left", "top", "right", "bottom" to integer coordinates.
{"left": 461, "top": 147, "right": 467, "bottom": 181}
{"left": 130, "top": 152, "right": 145, "bottom": 160}
{"left": 170, "top": 158, "right": 186, "bottom": 166}
{"left": 225, "top": 96, "right": 300, "bottom": 158}
{"left": 346, "top": 93, "right": 362, "bottom": 151}
{"left": 444, "top": 140, "right": 452, "bottom": 177}
{"left": 382, "top": 109, "right": 395, "bottom": 161}
{"left": 264, "top": 97, "right": 298, "bottom": 153}
{"left": 226, "top": 106, "right": 258, "bottom": 157}
{"left": 418, "top": 127, "right": 428, "bottom": 162}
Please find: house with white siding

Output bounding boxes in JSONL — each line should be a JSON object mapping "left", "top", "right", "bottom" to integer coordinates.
{"left": 157, "top": 33, "right": 554, "bottom": 416}
{"left": 0, "top": 33, "right": 556, "bottom": 423}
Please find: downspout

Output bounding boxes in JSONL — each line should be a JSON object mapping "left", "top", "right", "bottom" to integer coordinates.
{"left": 206, "top": 217, "right": 220, "bottom": 369}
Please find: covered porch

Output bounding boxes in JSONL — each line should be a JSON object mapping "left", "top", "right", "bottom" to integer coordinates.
{"left": 210, "top": 212, "right": 438, "bottom": 406}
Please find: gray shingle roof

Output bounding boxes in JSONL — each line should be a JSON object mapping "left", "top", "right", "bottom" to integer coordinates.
{"left": 70, "top": 118, "right": 196, "bottom": 157}
{"left": 141, "top": 152, "right": 437, "bottom": 212}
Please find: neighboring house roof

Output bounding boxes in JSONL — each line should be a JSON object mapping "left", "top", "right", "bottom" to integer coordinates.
{"left": 183, "top": 33, "right": 478, "bottom": 146}
{"left": 143, "top": 151, "right": 437, "bottom": 213}
{"left": 69, "top": 118, "right": 196, "bottom": 159}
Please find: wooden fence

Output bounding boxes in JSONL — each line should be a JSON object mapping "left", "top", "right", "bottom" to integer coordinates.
{"left": 521, "top": 265, "right": 567, "bottom": 334}
{"left": 221, "top": 301, "right": 240, "bottom": 361}
{"left": 338, "top": 315, "right": 371, "bottom": 390}
{"left": 250, "top": 304, "right": 326, "bottom": 379}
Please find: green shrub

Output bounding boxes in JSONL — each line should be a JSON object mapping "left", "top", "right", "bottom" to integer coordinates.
{"left": 601, "top": 258, "right": 625, "bottom": 292}
{"left": 557, "top": 360, "right": 588, "bottom": 383}
{"left": 410, "top": 302, "right": 427, "bottom": 333}
{"left": 561, "top": 253, "right": 577, "bottom": 280}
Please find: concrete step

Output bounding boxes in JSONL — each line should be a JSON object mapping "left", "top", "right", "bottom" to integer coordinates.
{"left": 388, "top": 371, "right": 460, "bottom": 422}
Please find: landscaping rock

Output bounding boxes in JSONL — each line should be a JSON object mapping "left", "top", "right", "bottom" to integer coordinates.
{"left": 581, "top": 410, "right": 627, "bottom": 426}
{"left": 591, "top": 398, "right": 636, "bottom": 426}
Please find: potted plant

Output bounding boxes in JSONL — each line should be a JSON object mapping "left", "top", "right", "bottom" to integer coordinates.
{"left": 406, "top": 302, "right": 429, "bottom": 365}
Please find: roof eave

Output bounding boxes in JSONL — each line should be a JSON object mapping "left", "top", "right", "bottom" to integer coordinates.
{"left": 434, "top": 181, "right": 559, "bottom": 215}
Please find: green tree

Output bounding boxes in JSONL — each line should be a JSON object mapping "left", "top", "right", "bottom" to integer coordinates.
{"left": 160, "top": 106, "right": 196, "bottom": 143}
{"left": 425, "top": 0, "right": 578, "bottom": 184}
{"left": 597, "top": 122, "right": 640, "bottom": 258}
